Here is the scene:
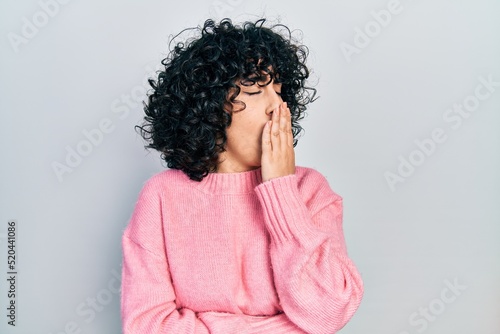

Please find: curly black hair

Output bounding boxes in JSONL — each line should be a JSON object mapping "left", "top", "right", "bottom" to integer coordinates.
{"left": 136, "top": 18, "right": 317, "bottom": 181}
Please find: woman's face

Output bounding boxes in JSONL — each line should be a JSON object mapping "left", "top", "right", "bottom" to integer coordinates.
{"left": 217, "top": 75, "right": 283, "bottom": 173}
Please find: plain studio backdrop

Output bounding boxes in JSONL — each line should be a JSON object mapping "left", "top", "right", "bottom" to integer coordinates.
{"left": 1, "top": 0, "right": 499, "bottom": 333}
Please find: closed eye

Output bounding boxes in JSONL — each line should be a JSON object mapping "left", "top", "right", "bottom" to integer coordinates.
{"left": 245, "top": 91, "right": 262, "bottom": 96}
{"left": 244, "top": 91, "right": 281, "bottom": 96}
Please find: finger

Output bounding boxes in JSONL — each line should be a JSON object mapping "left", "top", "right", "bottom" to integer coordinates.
{"left": 279, "top": 103, "right": 293, "bottom": 147}
{"left": 278, "top": 103, "right": 289, "bottom": 148}
{"left": 284, "top": 102, "right": 291, "bottom": 131}
{"left": 271, "top": 106, "right": 281, "bottom": 147}
{"left": 261, "top": 120, "right": 272, "bottom": 153}
{"left": 284, "top": 103, "right": 293, "bottom": 147}
{"left": 279, "top": 103, "right": 288, "bottom": 131}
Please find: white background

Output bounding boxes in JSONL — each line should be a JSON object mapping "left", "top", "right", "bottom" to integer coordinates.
{"left": 1, "top": 0, "right": 499, "bottom": 333}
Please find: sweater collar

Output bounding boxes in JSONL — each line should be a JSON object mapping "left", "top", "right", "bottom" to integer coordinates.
{"left": 191, "top": 167, "right": 263, "bottom": 194}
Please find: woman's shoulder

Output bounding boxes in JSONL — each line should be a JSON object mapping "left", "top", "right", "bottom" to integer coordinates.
{"left": 136, "top": 168, "right": 190, "bottom": 195}
{"left": 295, "top": 165, "right": 325, "bottom": 179}
{"left": 294, "top": 166, "right": 342, "bottom": 201}
{"left": 294, "top": 165, "right": 330, "bottom": 186}
{"left": 148, "top": 168, "right": 187, "bottom": 182}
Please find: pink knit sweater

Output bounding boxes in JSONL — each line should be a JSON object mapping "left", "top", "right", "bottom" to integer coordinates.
{"left": 121, "top": 166, "right": 363, "bottom": 333}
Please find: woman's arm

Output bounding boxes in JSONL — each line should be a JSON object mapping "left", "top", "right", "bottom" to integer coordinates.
{"left": 121, "top": 235, "right": 209, "bottom": 333}
{"left": 120, "top": 179, "right": 308, "bottom": 334}
{"left": 254, "top": 171, "right": 364, "bottom": 334}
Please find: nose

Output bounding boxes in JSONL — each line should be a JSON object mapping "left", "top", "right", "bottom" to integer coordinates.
{"left": 265, "top": 84, "right": 283, "bottom": 116}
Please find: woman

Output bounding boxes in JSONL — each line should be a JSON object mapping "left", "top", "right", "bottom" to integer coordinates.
{"left": 121, "top": 18, "right": 363, "bottom": 333}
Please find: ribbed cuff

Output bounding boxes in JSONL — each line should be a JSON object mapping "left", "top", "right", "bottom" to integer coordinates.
{"left": 254, "top": 174, "right": 326, "bottom": 249}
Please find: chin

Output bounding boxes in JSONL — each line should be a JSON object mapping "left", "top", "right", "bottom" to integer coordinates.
{"left": 247, "top": 159, "right": 261, "bottom": 169}
{"left": 252, "top": 156, "right": 262, "bottom": 168}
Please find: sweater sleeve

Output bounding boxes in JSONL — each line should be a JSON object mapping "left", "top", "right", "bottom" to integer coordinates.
{"left": 253, "top": 171, "right": 364, "bottom": 334}
{"left": 120, "top": 177, "right": 310, "bottom": 334}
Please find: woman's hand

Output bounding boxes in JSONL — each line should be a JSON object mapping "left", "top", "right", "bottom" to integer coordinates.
{"left": 261, "top": 102, "right": 296, "bottom": 182}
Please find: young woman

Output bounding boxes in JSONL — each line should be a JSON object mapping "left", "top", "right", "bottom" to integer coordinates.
{"left": 121, "top": 18, "right": 364, "bottom": 333}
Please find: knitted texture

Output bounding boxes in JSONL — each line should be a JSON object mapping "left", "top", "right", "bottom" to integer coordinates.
{"left": 121, "top": 166, "right": 363, "bottom": 333}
